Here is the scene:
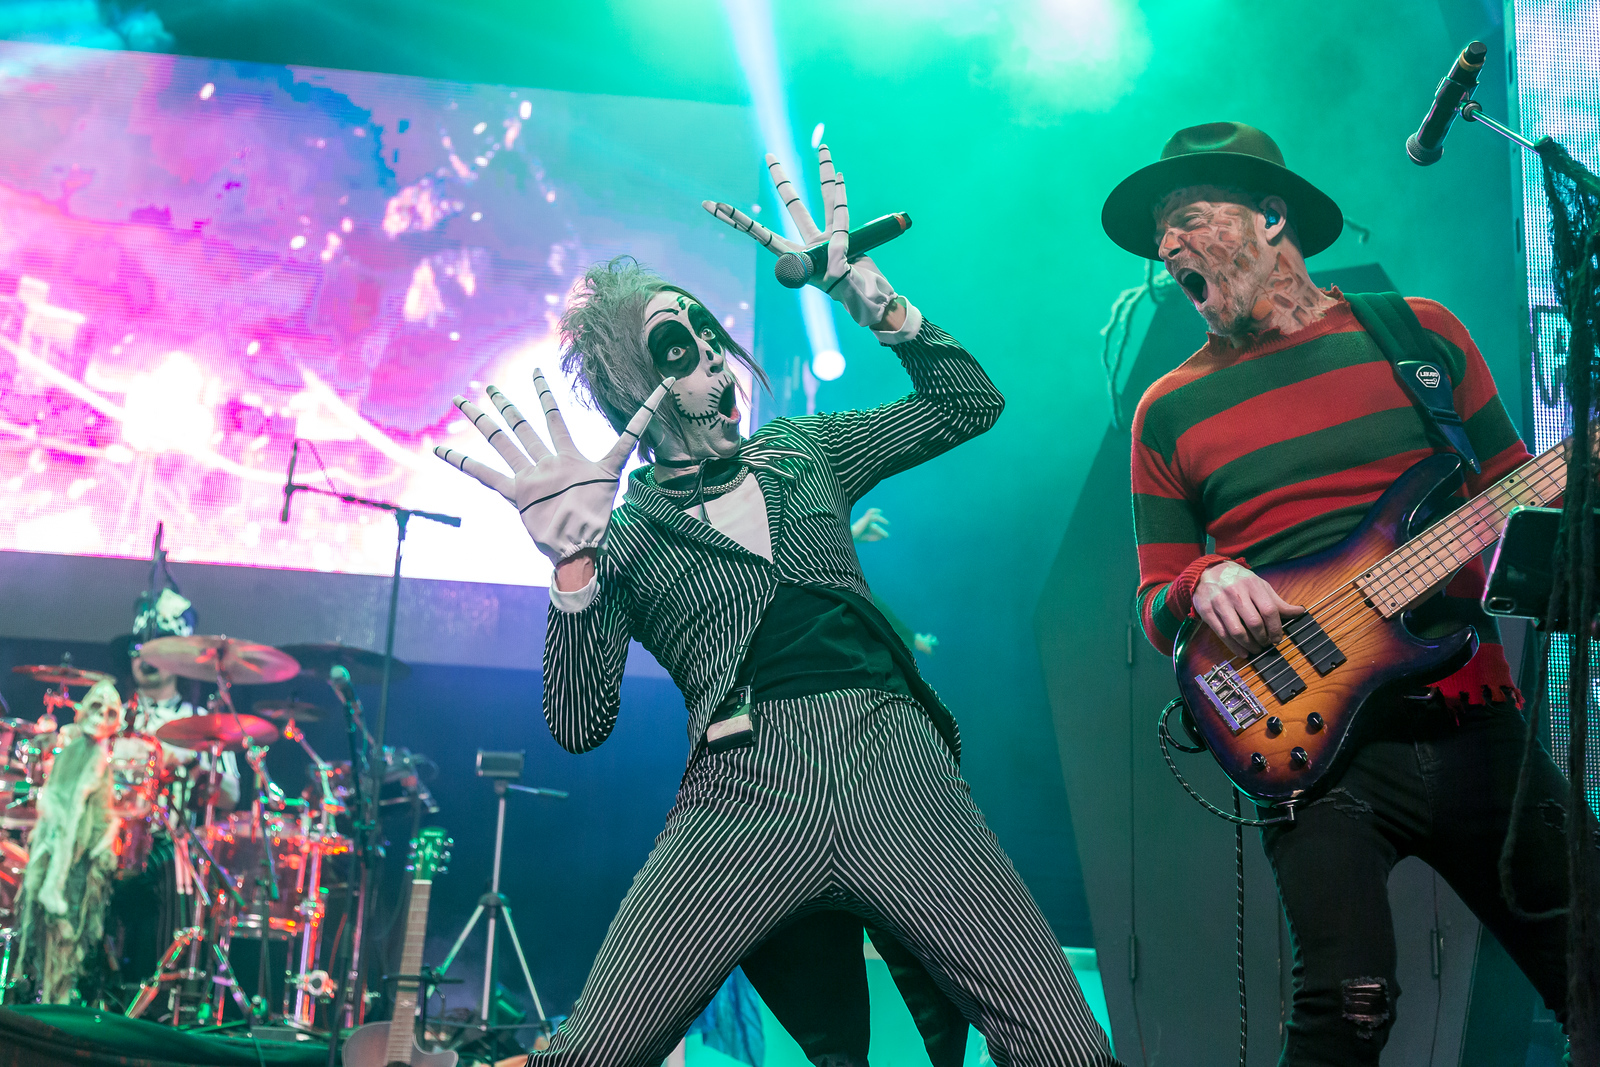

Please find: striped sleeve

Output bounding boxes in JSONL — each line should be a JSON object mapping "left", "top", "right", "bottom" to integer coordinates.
{"left": 792, "top": 320, "right": 1004, "bottom": 504}
{"left": 542, "top": 562, "right": 634, "bottom": 753}
{"left": 1408, "top": 297, "right": 1532, "bottom": 493}
{"left": 1131, "top": 386, "right": 1214, "bottom": 655}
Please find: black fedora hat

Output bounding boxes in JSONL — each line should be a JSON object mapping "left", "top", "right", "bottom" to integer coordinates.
{"left": 1102, "top": 122, "right": 1343, "bottom": 260}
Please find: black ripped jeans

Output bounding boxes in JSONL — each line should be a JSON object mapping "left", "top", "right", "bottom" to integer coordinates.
{"left": 1260, "top": 696, "right": 1599, "bottom": 1067}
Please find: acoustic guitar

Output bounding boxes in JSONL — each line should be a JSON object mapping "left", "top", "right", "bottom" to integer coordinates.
{"left": 342, "top": 826, "right": 456, "bottom": 1067}
{"left": 1174, "top": 433, "right": 1578, "bottom": 807}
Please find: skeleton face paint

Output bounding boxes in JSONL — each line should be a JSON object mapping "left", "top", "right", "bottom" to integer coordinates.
{"left": 641, "top": 290, "right": 742, "bottom": 462}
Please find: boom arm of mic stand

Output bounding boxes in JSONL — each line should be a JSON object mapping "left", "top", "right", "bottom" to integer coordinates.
{"left": 281, "top": 483, "right": 462, "bottom": 528}
{"left": 1459, "top": 100, "right": 1541, "bottom": 151}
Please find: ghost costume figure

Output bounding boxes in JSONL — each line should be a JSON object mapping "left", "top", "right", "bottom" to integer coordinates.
{"left": 436, "top": 144, "right": 1118, "bottom": 1066}
{"left": 16, "top": 680, "right": 126, "bottom": 1004}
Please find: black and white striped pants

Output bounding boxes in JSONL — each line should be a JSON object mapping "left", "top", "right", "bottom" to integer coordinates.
{"left": 531, "top": 688, "right": 1119, "bottom": 1067}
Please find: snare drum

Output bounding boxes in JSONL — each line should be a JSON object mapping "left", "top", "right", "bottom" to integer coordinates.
{"left": 204, "top": 811, "right": 338, "bottom": 939}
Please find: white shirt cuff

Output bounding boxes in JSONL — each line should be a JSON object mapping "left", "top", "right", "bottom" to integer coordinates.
{"left": 872, "top": 300, "right": 923, "bottom": 346}
{"left": 549, "top": 575, "right": 599, "bottom": 613}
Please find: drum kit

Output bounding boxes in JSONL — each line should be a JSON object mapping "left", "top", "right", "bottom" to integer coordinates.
{"left": 0, "top": 634, "right": 431, "bottom": 1032}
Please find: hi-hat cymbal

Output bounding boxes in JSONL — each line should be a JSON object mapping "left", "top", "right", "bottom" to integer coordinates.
{"left": 252, "top": 699, "right": 323, "bottom": 723}
{"left": 137, "top": 636, "right": 300, "bottom": 686}
{"left": 11, "top": 664, "right": 113, "bottom": 688}
{"left": 276, "top": 644, "right": 411, "bottom": 686}
{"left": 154, "top": 713, "right": 279, "bottom": 751}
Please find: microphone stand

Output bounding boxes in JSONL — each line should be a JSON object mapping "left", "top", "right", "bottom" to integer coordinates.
{"left": 280, "top": 477, "right": 459, "bottom": 1067}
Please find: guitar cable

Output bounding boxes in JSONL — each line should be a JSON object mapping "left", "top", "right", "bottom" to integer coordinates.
{"left": 1157, "top": 697, "right": 1296, "bottom": 1067}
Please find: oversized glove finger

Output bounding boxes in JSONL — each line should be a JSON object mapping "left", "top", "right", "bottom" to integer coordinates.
{"left": 817, "top": 144, "right": 849, "bottom": 283}
{"left": 600, "top": 379, "right": 673, "bottom": 476}
{"left": 766, "top": 153, "right": 824, "bottom": 244}
{"left": 485, "top": 381, "right": 554, "bottom": 461}
{"left": 433, "top": 375, "right": 672, "bottom": 566}
{"left": 702, "top": 200, "right": 802, "bottom": 256}
{"left": 433, "top": 445, "right": 514, "bottom": 503}
{"left": 455, "top": 394, "right": 537, "bottom": 470}
{"left": 813, "top": 159, "right": 897, "bottom": 329}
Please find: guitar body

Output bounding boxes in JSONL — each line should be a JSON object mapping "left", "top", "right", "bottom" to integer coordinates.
{"left": 341, "top": 1020, "right": 458, "bottom": 1067}
{"left": 1175, "top": 453, "right": 1479, "bottom": 807}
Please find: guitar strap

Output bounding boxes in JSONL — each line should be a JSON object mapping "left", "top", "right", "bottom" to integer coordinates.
{"left": 1347, "top": 291, "right": 1481, "bottom": 474}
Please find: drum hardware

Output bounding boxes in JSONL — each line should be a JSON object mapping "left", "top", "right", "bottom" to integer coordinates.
{"left": 125, "top": 815, "right": 251, "bottom": 1025}
{"left": 275, "top": 644, "right": 413, "bottom": 688}
{"left": 436, "top": 752, "right": 566, "bottom": 1040}
{"left": 0, "top": 927, "right": 16, "bottom": 1005}
{"left": 125, "top": 926, "right": 254, "bottom": 1024}
{"left": 254, "top": 698, "right": 325, "bottom": 723}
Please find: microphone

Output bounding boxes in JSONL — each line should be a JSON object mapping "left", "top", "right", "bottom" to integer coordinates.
{"left": 1406, "top": 40, "right": 1489, "bottom": 166}
{"left": 279, "top": 439, "right": 300, "bottom": 524}
{"left": 774, "top": 212, "right": 913, "bottom": 289}
{"left": 327, "top": 665, "right": 356, "bottom": 706}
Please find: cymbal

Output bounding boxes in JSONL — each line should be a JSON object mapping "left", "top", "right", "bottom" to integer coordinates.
{"left": 0, "top": 717, "right": 44, "bottom": 737}
{"left": 137, "top": 636, "right": 301, "bottom": 685}
{"left": 252, "top": 699, "right": 323, "bottom": 723}
{"left": 11, "top": 664, "right": 113, "bottom": 687}
{"left": 154, "top": 713, "right": 280, "bottom": 751}
{"left": 276, "top": 643, "right": 411, "bottom": 686}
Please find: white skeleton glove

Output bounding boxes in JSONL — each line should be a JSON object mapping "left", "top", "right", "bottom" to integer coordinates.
{"left": 434, "top": 372, "right": 672, "bottom": 566}
{"left": 703, "top": 143, "right": 898, "bottom": 330}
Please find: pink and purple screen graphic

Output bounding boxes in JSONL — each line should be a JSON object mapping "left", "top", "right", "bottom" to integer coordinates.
{"left": 0, "top": 41, "right": 757, "bottom": 586}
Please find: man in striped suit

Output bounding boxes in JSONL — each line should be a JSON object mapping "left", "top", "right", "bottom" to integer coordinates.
{"left": 435, "top": 144, "right": 1117, "bottom": 1067}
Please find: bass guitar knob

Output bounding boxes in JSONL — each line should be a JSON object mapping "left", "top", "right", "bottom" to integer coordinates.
{"left": 1265, "top": 716, "right": 1283, "bottom": 737}
{"left": 1289, "top": 747, "right": 1309, "bottom": 769}
{"left": 1306, "top": 712, "right": 1324, "bottom": 732}
{"left": 1250, "top": 752, "right": 1267, "bottom": 772}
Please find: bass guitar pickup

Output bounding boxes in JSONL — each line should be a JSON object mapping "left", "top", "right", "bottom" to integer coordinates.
{"left": 1194, "top": 661, "right": 1268, "bottom": 733}
{"left": 1285, "top": 614, "right": 1346, "bottom": 675}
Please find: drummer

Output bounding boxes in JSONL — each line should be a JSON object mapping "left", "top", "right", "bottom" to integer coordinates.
{"left": 113, "top": 587, "right": 240, "bottom": 812}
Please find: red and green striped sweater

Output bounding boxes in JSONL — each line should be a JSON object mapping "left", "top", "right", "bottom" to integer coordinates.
{"left": 1131, "top": 290, "right": 1529, "bottom": 705}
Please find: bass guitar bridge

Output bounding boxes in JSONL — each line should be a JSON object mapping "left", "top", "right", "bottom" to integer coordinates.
{"left": 1194, "top": 661, "right": 1267, "bottom": 733}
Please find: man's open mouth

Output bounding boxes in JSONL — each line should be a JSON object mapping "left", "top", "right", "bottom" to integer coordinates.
{"left": 673, "top": 378, "right": 741, "bottom": 424}
{"left": 1177, "top": 268, "right": 1208, "bottom": 305}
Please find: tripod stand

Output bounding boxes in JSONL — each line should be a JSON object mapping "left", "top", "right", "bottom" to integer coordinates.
{"left": 437, "top": 765, "right": 566, "bottom": 1036}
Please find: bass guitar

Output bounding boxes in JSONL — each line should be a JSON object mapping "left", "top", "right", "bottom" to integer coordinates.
{"left": 342, "top": 826, "right": 456, "bottom": 1067}
{"left": 1174, "top": 435, "right": 1577, "bottom": 807}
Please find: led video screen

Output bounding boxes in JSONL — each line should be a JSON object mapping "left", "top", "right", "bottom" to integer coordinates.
{"left": 0, "top": 41, "right": 756, "bottom": 586}
{"left": 1514, "top": 2, "right": 1600, "bottom": 813}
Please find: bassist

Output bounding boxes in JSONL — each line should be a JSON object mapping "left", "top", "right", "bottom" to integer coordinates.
{"left": 1106, "top": 122, "right": 1599, "bottom": 1066}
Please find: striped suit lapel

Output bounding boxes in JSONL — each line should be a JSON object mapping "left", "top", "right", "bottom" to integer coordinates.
{"left": 623, "top": 469, "right": 767, "bottom": 560}
{"left": 751, "top": 465, "right": 787, "bottom": 558}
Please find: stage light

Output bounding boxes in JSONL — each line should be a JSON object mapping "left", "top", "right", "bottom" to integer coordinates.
{"left": 723, "top": 0, "right": 846, "bottom": 385}
{"left": 811, "top": 349, "right": 846, "bottom": 382}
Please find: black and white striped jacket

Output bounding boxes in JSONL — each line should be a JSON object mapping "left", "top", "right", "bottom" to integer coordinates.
{"left": 541, "top": 321, "right": 1002, "bottom": 763}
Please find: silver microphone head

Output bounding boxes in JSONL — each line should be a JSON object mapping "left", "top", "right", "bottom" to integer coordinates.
{"left": 774, "top": 251, "right": 814, "bottom": 289}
